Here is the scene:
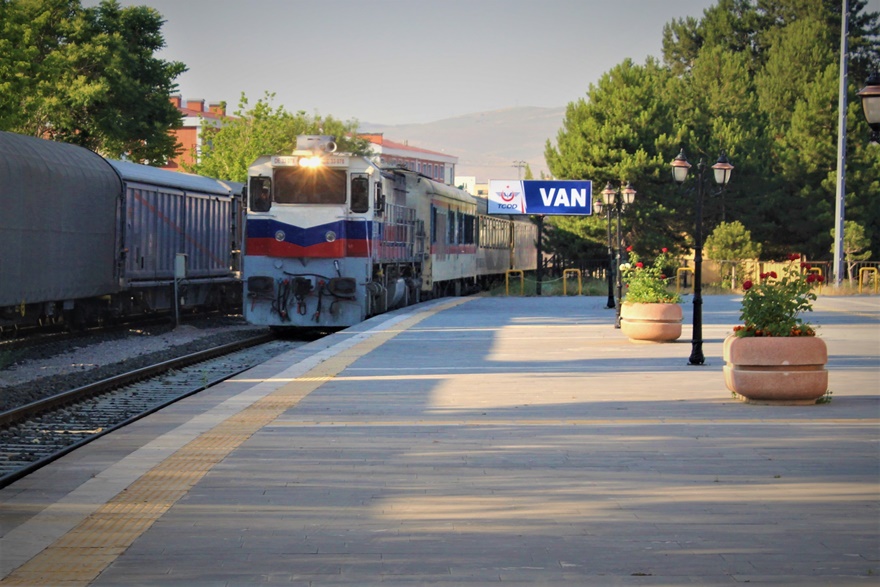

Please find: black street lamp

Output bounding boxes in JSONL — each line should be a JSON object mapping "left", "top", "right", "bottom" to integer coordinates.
{"left": 593, "top": 197, "right": 615, "bottom": 309}
{"left": 858, "top": 72, "right": 880, "bottom": 144}
{"left": 600, "top": 182, "right": 636, "bottom": 328}
{"left": 670, "top": 149, "right": 733, "bottom": 365}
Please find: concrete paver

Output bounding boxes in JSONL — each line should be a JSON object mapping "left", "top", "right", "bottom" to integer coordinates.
{"left": 1, "top": 294, "right": 877, "bottom": 586}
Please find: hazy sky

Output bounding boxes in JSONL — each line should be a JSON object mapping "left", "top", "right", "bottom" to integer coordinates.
{"left": 95, "top": 0, "right": 719, "bottom": 125}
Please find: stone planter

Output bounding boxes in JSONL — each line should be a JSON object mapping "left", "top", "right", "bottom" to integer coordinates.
{"left": 723, "top": 335, "right": 828, "bottom": 405}
{"left": 619, "top": 302, "right": 682, "bottom": 342}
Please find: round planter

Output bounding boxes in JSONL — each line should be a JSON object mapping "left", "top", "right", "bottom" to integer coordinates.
{"left": 620, "top": 302, "right": 682, "bottom": 342}
{"left": 723, "top": 335, "right": 828, "bottom": 405}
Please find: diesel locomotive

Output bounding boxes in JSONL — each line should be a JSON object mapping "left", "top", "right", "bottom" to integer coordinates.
{"left": 242, "top": 135, "right": 537, "bottom": 329}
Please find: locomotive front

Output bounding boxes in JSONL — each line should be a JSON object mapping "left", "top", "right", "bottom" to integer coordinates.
{"left": 243, "top": 135, "right": 384, "bottom": 328}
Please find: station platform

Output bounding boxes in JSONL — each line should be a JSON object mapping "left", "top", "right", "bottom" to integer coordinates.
{"left": 1, "top": 294, "right": 878, "bottom": 586}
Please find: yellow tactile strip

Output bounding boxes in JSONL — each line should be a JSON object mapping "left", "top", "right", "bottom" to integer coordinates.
{"left": 0, "top": 299, "right": 469, "bottom": 586}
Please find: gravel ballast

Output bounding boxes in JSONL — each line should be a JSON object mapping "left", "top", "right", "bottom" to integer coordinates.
{"left": 0, "top": 317, "right": 272, "bottom": 412}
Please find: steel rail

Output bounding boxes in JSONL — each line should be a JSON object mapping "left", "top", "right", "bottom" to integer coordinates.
{"left": 0, "top": 333, "right": 275, "bottom": 427}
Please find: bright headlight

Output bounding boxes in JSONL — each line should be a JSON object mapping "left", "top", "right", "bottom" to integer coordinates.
{"left": 298, "top": 156, "right": 322, "bottom": 168}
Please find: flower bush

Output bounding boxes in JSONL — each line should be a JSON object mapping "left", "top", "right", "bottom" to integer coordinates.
{"left": 734, "top": 253, "right": 824, "bottom": 337}
{"left": 620, "top": 247, "right": 682, "bottom": 304}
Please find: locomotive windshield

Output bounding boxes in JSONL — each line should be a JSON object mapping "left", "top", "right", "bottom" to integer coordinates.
{"left": 274, "top": 166, "right": 346, "bottom": 204}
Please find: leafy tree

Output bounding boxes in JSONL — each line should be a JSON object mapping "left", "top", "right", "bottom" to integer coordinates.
{"left": 0, "top": 0, "right": 186, "bottom": 162}
{"left": 543, "top": 215, "right": 607, "bottom": 271}
{"left": 830, "top": 220, "right": 872, "bottom": 282}
{"left": 755, "top": 16, "right": 833, "bottom": 134}
{"left": 705, "top": 220, "right": 763, "bottom": 287}
{"left": 662, "top": 15, "right": 704, "bottom": 76}
{"left": 546, "top": 0, "right": 880, "bottom": 267}
{"left": 184, "top": 92, "right": 370, "bottom": 183}
{"left": 545, "top": 58, "right": 684, "bottom": 257}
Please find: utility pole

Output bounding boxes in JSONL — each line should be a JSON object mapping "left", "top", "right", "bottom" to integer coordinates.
{"left": 833, "top": 0, "right": 848, "bottom": 286}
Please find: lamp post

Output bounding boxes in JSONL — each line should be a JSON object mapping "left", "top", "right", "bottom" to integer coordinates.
{"left": 601, "top": 182, "right": 636, "bottom": 327}
{"left": 594, "top": 197, "right": 615, "bottom": 309}
{"left": 671, "top": 149, "right": 733, "bottom": 365}
{"left": 858, "top": 72, "right": 880, "bottom": 144}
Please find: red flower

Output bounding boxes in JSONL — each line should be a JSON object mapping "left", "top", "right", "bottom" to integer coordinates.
{"left": 660, "top": 274, "right": 666, "bottom": 280}
{"left": 661, "top": 247, "right": 668, "bottom": 253}
{"left": 807, "top": 273, "right": 817, "bottom": 283}
{"left": 636, "top": 262, "right": 644, "bottom": 268}
{"left": 770, "top": 271, "right": 777, "bottom": 278}
{"left": 789, "top": 253, "right": 800, "bottom": 261}
{"left": 742, "top": 280, "right": 753, "bottom": 290}
{"left": 760, "top": 272, "right": 768, "bottom": 279}
{"left": 626, "top": 246, "right": 633, "bottom": 252}
{"left": 801, "top": 262, "right": 812, "bottom": 270}
{"left": 817, "top": 275, "right": 825, "bottom": 283}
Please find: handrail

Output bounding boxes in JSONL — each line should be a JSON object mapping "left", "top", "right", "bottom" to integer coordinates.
{"left": 807, "top": 267, "right": 824, "bottom": 294}
{"left": 676, "top": 267, "right": 694, "bottom": 293}
{"left": 859, "top": 267, "right": 878, "bottom": 294}
{"left": 505, "top": 270, "right": 525, "bottom": 296}
{"left": 562, "top": 269, "right": 582, "bottom": 296}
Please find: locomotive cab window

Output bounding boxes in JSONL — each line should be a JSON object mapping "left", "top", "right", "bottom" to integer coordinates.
{"left": 274, "top": 166, "right": 346, "bottom": 204}
{"left": 374, "top": 182, "right": 385, "bottom": 214}
{"left": 249, "top": 177, "right": 272, "bottom": 212}
{"left": 350, "top": 174, "right": 369, "bottom": 213}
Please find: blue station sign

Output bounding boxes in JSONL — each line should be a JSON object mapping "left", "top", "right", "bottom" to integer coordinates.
{"left": 487, "top": 180, "right": 593, "bottom": 215}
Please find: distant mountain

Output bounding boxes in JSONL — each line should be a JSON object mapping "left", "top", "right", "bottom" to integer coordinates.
{"left": 360, "top": 106, "right": 565, "bottom": 184}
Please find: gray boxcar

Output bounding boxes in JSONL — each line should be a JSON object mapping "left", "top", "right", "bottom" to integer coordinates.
{"left": 107, "top": 160, "right": 239, "bottom": 313}
{"left": 109, "top": 161, "right": 235, "bottom": 281}
{"left": 0, "top": 131, "right": 123, "bottom": 316}
{"left": 1, "top": 132, "right": 241, "bottom": 330}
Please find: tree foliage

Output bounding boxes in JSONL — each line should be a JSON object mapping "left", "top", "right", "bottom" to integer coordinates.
{"left": 184, "top": 92, "right": 370, "bottom": 183}
{"left": 0, "top": 0, "right": 186, "bottom": 162}
{"left": 831, "top": 220, "right": 872, "bottom": 280}
{"left": 546, "top": 0, "right": 880, "bottom": 264}
{"left": 706, "top": 220, "right": 763, "bottom": 261}
{"left": 705, "top": 220, "right": 763, "bottom": 286}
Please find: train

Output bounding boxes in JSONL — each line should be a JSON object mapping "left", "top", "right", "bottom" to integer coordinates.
{"left": 242, "top": 135, "right": 537, "bottom": 329}
{"left": 0, "top": 130, "right": 537, "bottom": 334}
{"left": 0, "top": 131, "right": 243, "bottom": 332}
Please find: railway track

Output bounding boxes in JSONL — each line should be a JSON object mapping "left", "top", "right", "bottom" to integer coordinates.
{"left": 0, "top": 333, "right": 297, "bottom": 488}
{"left": 0, "top": 310, "right": 235, "bottom": 352}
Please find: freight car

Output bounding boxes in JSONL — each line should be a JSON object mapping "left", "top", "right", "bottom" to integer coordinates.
{"left": 242, "top": 135, "right": 537, "bottom": 330}
{"left": 0, "top": 131, "right": 242, "bottom": 331}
